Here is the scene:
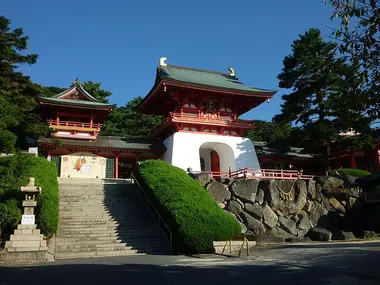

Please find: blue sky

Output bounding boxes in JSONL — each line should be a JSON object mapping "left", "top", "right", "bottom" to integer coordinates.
{"left": 3, "top": 0, "right": 337, "bottom": 121}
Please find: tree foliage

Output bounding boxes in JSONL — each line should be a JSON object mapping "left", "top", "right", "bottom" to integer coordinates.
{"left": 82, "top": 81, "right": 112, "bottom": 103}
{"left": 246, "top": 120, "right": 293, "bottom": 144}
{"left": 274, "top": 28, "right": 373, "bottom": 163}
{"left": 0, "top": 16, "right": 46, "bottom": 153}
{"left": 325, "top": 0, "right": 380, "bottom": 118}
{"left": 101, "top": 97, "right": 162, "bottom": 138}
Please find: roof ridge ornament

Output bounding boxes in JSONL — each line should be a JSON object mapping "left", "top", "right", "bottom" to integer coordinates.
{"left": 159, "top": 57, "right": 168, "bottom": 67}
{"left": 228, "top": 68, "right": 235, "bottom": 77}
{"left": 71, "top": 78, "right": 80, "bottom": 87}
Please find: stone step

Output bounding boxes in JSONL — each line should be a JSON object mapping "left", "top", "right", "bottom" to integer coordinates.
{"left": 59, "top": 195, "right": 136, "bottom": 200}
{"left": 55, "top": 250, "right": 146, "bottom": 259}
{"left": 61, "top": 218, "right": 148, "bottom": 225}
{"left": 56, "top": 241, "right": 167, "bottom": 252}
{"left": 7, "top": 246, "right": 48, "bottom": 253}
{"left": 58, "top": 228, "right": 159, "bottom": 236}
{"left": 6, "top": 240, "right": 46, "bottom": 248}
{"left": 57, "top": 232, "right": 161, "bottom": 240}
{"left": 10, "top": 234, "right": 44, "bottom": 241}
{"left": 60, "top": 222, "right": 148, "bottom": 230}
{"left": 60, "top": 212, "right": 146, "bottom": 221}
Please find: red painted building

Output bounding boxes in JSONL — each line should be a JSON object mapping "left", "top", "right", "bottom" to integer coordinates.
{"left": 37, "top": 80, "right": 165, "bottom": 179}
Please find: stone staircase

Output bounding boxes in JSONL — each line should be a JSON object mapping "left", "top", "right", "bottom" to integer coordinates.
{"left": 55, "top": 178, "right": 170, "bottom": 259}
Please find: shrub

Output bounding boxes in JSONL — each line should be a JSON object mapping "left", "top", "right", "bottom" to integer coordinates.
{"left": 137, "top": 160, "right": 241, "bottom": 254}
{"left": 332, "top": 168, "right": 371, "bottom": 178}
{"left": 0, "top": 199, "right": 22, "bottom": 230}
{"left": 0, "top": 154, "right": 58, "bottom": 238}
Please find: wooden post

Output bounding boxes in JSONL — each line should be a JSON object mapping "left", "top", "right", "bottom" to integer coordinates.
{"left": 114, "top": 155, "right": 119, "bottom": 179}
{"left": 349, "top": 152, "right": 356, "bottom": 169}
{"left": 376, "top": 146, "right": 380, "bottom": 171}
{"left": 90, "top": 113, "right": 93, "bottom": 128}
{"left": 337, "top": 156, "right": 343, "bottom": 168}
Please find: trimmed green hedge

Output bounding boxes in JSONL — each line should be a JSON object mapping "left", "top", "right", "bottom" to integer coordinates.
{"left": 332, "top": 168, "right": 371, "bottom": 178}
{"left": 137, "top": 160, "right": 241, "bottom": 254}
{"left": 0, "top": 199, "right": 22, "bottom": 230}
{"left": 0, "top": 154, "right": 59, "bottom": 238}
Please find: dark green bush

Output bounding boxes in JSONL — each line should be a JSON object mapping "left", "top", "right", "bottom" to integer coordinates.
{"left": 0, "top": 199, "right": 22, "bottom": 230}
{"left": 0, "top": 154, "right": 58, "bottom": 238}
{"left": 332, "top": 168, "right": 371, "bottom": 178}
{"left": 137, "top": 160, "right": 241, "bottom": 254}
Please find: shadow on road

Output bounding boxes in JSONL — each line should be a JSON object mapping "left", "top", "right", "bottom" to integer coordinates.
{"left": 1, "top": 251, "right": 380, "bottom": 285}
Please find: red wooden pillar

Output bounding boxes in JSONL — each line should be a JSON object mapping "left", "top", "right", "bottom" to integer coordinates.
{"left": 114, "top": 155, "right": 119, "bottom": 179}
{"left": 90, "top": 113, "right": 93, "bottom": 128}
{"left": 349, "top": 152, "right": 356, "bottom": 169}
{"left": 337, "top": 156, "right": 343, "bottom": 168}
{"left": 376, "top": 146, "right": 380, "bottom": 171}
{"left": 364, "top": 150, "right": 369, "bottom": 171}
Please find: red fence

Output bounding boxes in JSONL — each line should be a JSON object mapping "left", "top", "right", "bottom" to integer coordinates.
{"left": 192, "top": 168, "right": 314, "bottom": 180}
{"left": 48, "top": 120, "right": 101, "bottom": 129}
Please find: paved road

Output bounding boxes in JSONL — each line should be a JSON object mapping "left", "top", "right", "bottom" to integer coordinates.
{"left": 1, "top": 241, "right": 380, "bottom": 285}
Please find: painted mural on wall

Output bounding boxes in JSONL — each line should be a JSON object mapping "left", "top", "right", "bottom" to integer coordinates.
{"left": 60, "top": 152, "right": 106, "bottom": 178}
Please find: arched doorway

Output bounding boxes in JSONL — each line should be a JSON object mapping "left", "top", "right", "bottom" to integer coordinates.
{"left": 199, "top": 142, "right": 235, "bottom": 173}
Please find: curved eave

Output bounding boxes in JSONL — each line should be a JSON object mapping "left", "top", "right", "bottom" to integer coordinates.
{"left": 38, "top": 97, "right": 116, "bottom": 110}
{"left": 162, "top": 79, "right": 277, "bottom": 98}
{"left": 137, "top": 79, "right": 277, "bottom": 113}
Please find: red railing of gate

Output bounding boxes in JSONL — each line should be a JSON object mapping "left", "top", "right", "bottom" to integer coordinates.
{"left": 192, "top": 168, "right": 314, "bottom": 180}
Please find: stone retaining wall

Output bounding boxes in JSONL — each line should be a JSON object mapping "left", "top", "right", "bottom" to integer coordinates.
{"left": 195, "top": 174, "right": 369, "bottom": 242}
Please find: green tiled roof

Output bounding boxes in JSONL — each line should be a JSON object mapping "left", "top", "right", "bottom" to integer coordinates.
{"left": 158, "top": 65, "right": 276, "bottom": 94}
{"left": 253, "top": 141, "right": 314, "bottom": 159}
{"left": 39, "top": 97, "right": 115, "bottom": 108}
{"left": 37, "top": 136, "right": 166, "bottom": 151}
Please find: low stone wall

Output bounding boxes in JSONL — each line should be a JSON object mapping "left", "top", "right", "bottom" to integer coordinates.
{"left": 195, "top": 174, "right": 369, "bottom": 241}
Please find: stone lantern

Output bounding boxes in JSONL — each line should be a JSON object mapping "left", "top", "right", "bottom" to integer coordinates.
{"left": 20, "top": 177, "right": 42, "bottom": 225}
{"left": 3, "top": 177, "right": 47, "bottom": 262}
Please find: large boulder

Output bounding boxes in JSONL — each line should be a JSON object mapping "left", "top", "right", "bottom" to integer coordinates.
{"left": 306, "top": 180, "right": 317, "bottom": 199}
{"left": 227, "top": 200, "right": 242, "bottom": 215}
{"left": 286, "top": 237, "right": 312, "bottom": 243}
{"left": 306, "top": 227, "right": 332, "bottom": 241}
{"left": 194, "top": 173, "right": 214, "bottom": 186}
{"left": 303, "top": 200, "right": 313, "bottom": 213}
{"left": 207, "top": 181, "right": 231, "bottom": 203}
{"left": 297, "top": 211, "right": 311, "bottom": 231}
{"left": 362, "top": 230, "right": 377, "bottom": 239}
{"left": 278, "top": 216, "right": 297, "bottom": 236}
{"left": 309, "top": 202, "right": 328, "bottom": 227}
{"left": 239, "top": 212, "right": 266, "bottom": 236}
{"left": 250, "top": 235, "right": 286, "bottom": 244}
{"left": 332, "top": 230, "right": 355, "bottom": 241}
{"left": 231, "top": 179, "right": 259, "bottom": 203}
{"left": 261, "top": 179, "right": 307, "bottom": 216}
{"left": 316, "top": 176, "right": 344, "bottom": 189}
{"left": 267, "top": 227, "right": 295, "bottom": 239}
{"left": 262, "top": 205, "right": 278, "bottom": 229}
{"left": 328, "top": 197, "right": 345, "bottom": 214}
{"left": 255, "top": 188, "right": 264, "bottom": 205}
{"left": 245, "top": 203, "right": 263, "bottom": 220}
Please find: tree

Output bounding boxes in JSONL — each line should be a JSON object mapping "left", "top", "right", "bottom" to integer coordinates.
{"left": 101, "top": 97, "right": 162, "bottom": 138}
{"left": 246, "top": 120, "right": 293, "bottom": 144}
{"left": 273, "top": 28, "right": 369, "bottom": 170}
{"left": 82, "top": 81, "right": 112, "bottom": 103}
{"left": 325, "top": 0, "right": 379, "bottom": 118}
{"left": 0, "top": 16, "right": 46, "bottom": 152}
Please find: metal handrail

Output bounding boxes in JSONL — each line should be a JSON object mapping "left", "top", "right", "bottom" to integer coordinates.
{"left": 130, "top": 173, "right": 173, "bottom": 252}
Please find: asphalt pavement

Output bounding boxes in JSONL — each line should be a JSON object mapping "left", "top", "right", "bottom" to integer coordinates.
{"left": 1, "top": 240, "right": 380, "bottom": 285}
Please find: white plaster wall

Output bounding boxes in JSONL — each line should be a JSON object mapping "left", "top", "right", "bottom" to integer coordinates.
{"left": 162, "top": 132, "right": 261, "bottom": 172}
{"left": 60, "top": 151, "right": 106, "bottom": 178}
